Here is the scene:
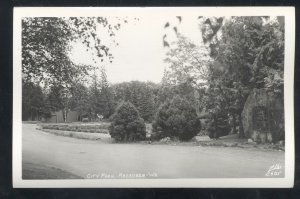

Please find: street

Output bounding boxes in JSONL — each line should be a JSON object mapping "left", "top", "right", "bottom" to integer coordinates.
{"left": 22, "top": 123, "right": 285, "bottom": 179}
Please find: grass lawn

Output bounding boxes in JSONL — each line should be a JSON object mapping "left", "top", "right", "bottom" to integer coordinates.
{"left": 23, "top": 162, "right": 83, "bottom": 179}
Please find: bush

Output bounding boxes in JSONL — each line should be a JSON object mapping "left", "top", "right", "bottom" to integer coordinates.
{"left": 152, "top": 95, "right": 201, "bottom": 141}
{"left": 109, "top": 101, "right": 146, "bottom": 142}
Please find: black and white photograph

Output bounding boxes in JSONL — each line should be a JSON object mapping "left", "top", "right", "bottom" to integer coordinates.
{"left": 13, "top": 7, "right": 295, "bottom": 188}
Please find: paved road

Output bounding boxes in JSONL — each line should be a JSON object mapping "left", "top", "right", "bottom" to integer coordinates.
{"left": 22, "top": 123, "right": 284, "bottom": 179}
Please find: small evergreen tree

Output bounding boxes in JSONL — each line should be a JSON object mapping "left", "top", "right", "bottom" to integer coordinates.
{"left": 152, "top": 95, "right": 202, "bottom": 141}
{"left": 109, "top": 101, "right": 146, "bottom": 142}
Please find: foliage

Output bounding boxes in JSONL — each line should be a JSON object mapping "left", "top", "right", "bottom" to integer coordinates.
{"left": 97, "top": 67, "right": 115, "bottom": 118}
{"left": 198, "top": 17, "right": 224, "bottom": 57}
{"left": 215, "top": 17, "right": 284, "bottom": 93}
{"left": 47, "top": 81, "right": 91, "bottom": 122}
{"left": 22, "top": 17, "right": 127, "bottom": 121}
{"left": 164, "top": 34, "right": 211, "bottom": 85}
{"left": 22, "top": 17, "right": 123, "bottom": 85}
{"left": 206, "top": 112, "right": 231, "bottom": 139}
{"left": 22, "top": 80, "right": 51, "bottom": 120}
{"left": 69, "top": 82, "right": 89, "bottom": 114}
{"left": 157, "top": 78, "right": 203, "bottom": 114}
{"left": 109, "top": 101, "right": 146, "bottom": 142}
{"left": 45, "top": 66, "right": 115, "bottom": 122}
{"left": 47, "top": 84, "right": 64, "bottom": 112}
{"left": 206, "top": 17, "right": 284, "bottom": 136}
{"left": 88, "top": 67, "right": 115, "bottom": 119}
{"left": 162, "top": 16, "right": 284, "bottom": 138}
{"left": 112, "top": 81, "right": 158, "bottom": 122}
{"left": 161, "top": 32, "right": 212, "bottom": 115}
{"left": 88, "top": 74, "right": 102, "bottom": 119}
{"left": 152, "top": 95, "right": 201, "bottom": 141}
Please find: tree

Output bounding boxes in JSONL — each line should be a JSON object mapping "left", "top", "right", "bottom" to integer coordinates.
{"left": 88, "top": 70, "right": 102, "bottom": 120}
{"left": 22, "top": 17, "right": 129, "bottom": 121}
{"left": 69, "top": 82, "right": 89, "bottom": 115}
{"left": 22, "top": 17, "right": 124, "bottom": 84}
{"left": 112, "top": 81, "right": 157, "bottom": 122}
{"left": 162, "top": 16, "right": 284, "bottom": 138}
{"left": 158, "top": 70, "right": 204, "bottom": 116}
{"left": 162, "top": 16, "right": 224, "bottom": 54}
{"left": 208, "top": 17, "right": 285, "bottom": 137}
{"left": 109, "top": 101, "right": 146, "bottom": 142}
{"left": 87, "top": 66, "right": 115, "bottom": 120}
{"left": 22, "top": 80, "right": 51, "bottom": 120}
{"left": 163, "top": 34, "right": 211, "bottom": 86}
{"left": 98, "top": 67, "right": 115, "bottom": 118}
{"left": 152, "top": 95, "right": 202, "bottom": 141}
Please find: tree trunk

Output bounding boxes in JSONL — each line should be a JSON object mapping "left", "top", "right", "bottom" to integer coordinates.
{"left": 238, "top": 114, "right": 245, "bottom": 138}
{"left": 232, "top": 113, "right": 237, "bottom": 134}
{"left": 213, "top": 114, "right": 218, "bottom": 139}
{"left": 31, "top": 109, "right": 33, "bottom": 121}
{"left": 62, "top": 110, "right": 66, "bottom": 123}
{"left": 64, "top": 109, "right": 68, "bottom": 123}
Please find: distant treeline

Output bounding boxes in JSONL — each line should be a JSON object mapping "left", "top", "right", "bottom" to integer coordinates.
{"left": 22, "top": 79, "right": 201, "bottom": 123}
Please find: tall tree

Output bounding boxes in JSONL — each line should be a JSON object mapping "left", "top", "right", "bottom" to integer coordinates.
{"left": 22, "top": 17, "right": 129, "bottom": 121}
{"left": 210, "top": 17, "right": 284, "bottom": 137}
{"left": 98, "top": 66, "right": 115, "bottom": 118}
{"left": 112, "top": 81, "right": 157, "bottom": 122}
{"left": 163, "top": 34, "right": 210, "bottom": 86}
{"left": 88, "top": 68, "right": 102, "bottom": 120}
{"left": 162, "top": 16, "right": 284, "bottom": 137}
{"left": 69, "top": 82, "right": 89, "bottom": 115}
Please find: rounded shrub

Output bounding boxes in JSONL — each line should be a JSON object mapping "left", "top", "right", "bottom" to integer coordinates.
{"left": 152, "top": 95, "right": 202, "bottom": 141}
{"left": 109, "top": 101, "right": 146, "bottom": 142}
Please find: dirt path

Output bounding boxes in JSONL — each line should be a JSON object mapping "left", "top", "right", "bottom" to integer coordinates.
{"left": 22, "top": 123, "right": 285, "bottom": 179}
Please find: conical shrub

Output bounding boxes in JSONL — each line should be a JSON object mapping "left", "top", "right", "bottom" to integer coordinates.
{"left": 152, "top": 95, "right": 201, "bottom": 141}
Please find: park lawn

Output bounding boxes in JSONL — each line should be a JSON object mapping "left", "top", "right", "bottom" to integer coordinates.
{"left": 23, "top": 162, "right": 83, "bottom": 179}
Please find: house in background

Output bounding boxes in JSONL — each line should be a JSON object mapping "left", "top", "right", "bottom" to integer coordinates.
{"left": 45, "top": 111, "right": 80, "bottom": 123}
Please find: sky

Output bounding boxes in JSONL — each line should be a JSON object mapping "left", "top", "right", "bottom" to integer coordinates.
{"left": 69, "top": 15, "right": 202, "bottom": 84}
